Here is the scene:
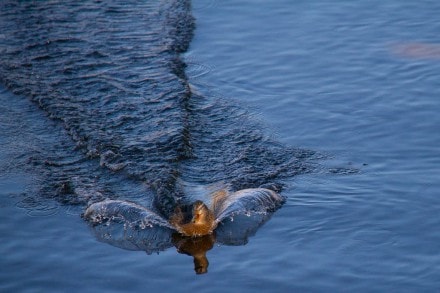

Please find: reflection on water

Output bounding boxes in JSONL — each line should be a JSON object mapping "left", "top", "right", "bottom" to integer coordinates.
{"left": 88, "top": 213, "right": 274, "bottom": 275}
{"left": 172, "top": 233, "right": 215, "bottom": 274}
{"left": 85, "top": 187, "right": 284, "bottom": 274}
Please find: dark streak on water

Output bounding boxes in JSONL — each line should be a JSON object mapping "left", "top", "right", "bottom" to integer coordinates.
{"left": 0, "top": 0, "right": 325, "bottom": 220}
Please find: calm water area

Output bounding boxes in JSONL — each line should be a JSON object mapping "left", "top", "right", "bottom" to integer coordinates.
{"left": 1, "top": 0, "right": 440, "bottom": 291}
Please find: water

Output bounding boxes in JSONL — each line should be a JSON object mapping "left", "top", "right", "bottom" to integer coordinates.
{"left": 1, "top": 0, "right": 440, "bottom": 291}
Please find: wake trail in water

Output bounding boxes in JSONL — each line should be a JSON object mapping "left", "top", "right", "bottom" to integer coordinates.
{"left": 0, "top": 0, "right": 317, "bottom": 224}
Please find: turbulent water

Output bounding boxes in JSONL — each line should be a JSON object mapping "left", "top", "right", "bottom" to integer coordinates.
{"left": 0, "top": 0, "right": 323, "bottom": 247}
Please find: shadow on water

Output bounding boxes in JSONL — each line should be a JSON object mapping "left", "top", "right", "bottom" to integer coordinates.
{"left": 0, "top": 0, "right": 354, "bottom": 275}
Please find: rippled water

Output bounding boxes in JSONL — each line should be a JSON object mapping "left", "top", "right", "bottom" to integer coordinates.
{"left": 1, "top": 0, "right": 440, "bottom": 291}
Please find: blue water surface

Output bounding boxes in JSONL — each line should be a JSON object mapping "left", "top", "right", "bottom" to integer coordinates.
{"left": 1, "top": 0, "right": 440, "bottom": 291}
